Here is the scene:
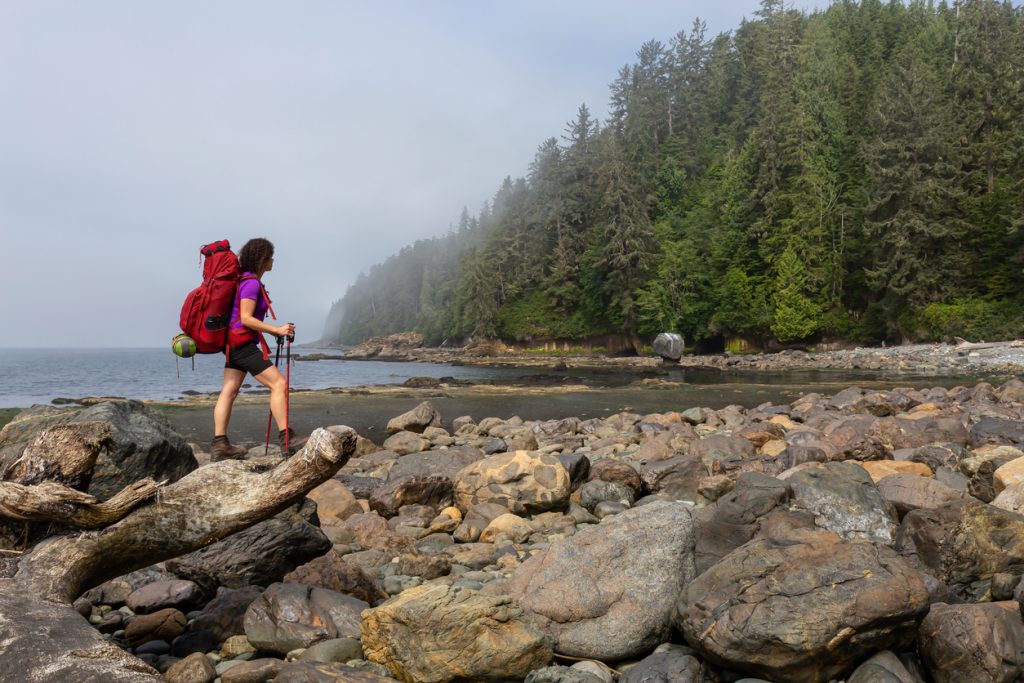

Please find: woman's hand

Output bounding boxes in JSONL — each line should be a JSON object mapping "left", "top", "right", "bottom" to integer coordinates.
{"left": 274, "top": 323, "right": 296, "bottom": 338}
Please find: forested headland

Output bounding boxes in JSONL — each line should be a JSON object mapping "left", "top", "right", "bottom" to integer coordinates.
{"left": 325, "top": 0, "right": 1024, "bottom": 352}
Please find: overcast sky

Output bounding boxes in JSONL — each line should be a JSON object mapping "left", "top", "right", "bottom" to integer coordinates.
{"left": 0, "top": 1, "right": 830, "bottom": 348}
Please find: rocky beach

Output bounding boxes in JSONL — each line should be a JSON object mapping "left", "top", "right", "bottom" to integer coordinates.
{"left": 4, "top": 345, "right": 1024, "bottom": 682}
{"left": 330, "top": 332, "right": 1024, "bottom": 375}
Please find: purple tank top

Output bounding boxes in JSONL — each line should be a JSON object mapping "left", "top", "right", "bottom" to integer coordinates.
{"left": 230, "top": 273, "right": 268, "bottom": 331}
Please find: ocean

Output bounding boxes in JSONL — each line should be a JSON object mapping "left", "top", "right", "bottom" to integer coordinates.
{"left": 0, "top": 348, "right": 529, "bottom": 409}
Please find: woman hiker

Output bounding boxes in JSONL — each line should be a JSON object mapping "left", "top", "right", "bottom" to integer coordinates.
{"left": 211, "top": 237, "right": 306, "bottom": 460}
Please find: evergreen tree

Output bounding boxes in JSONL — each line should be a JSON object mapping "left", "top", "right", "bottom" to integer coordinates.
{"left": 862, "top": 46, "right": 967, "bottom": 307}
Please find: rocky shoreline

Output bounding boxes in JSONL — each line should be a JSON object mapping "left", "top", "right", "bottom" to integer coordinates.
{"left": 6, "top": 376, "right": 1024, "bottom": 681}
{"left": 324, "top": 333, "right": 1024, "bottom": 377}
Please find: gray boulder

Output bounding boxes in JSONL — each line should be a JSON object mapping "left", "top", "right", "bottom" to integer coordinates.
{"left": 897, "top": 498, "right": 1024, "bottom": 601}
{"left": 579, "top": 479, "right": 635, "bottom": 512}
{"left": 693, "top": 472, "right": 789, "bottom": 575}
{"left": 188, "top": 586, "right": 263, "bottom": 643}
{"left": 244, "top": 583, "right": 367, "bottom": 655}
{"left": 125, "top": 580, "right": 203, "bottom": 615}
{"left": 386, "top": 401, "right": 442, "bottom": 434}
{"left": 0, "top": 400, "right": 196, "bottom": 500}
{"left": 0, "top": 586, "right": 161, "bottom": 681}
{"left": 272, "top": 662, "right": 399, "bottom": 682}
{"left": 508, "top": 500, "right": 696, "bottom": 660}
{"left": 386, "top": 446, "right": 481, "bottom": 481}
{"left": 677, "top": 528, "right": 930, "bottom": 682}
{"left": 786, "top": 461, "right": 899, "bottom": 543}
{"left": 166, "top": 500, "right": 330, "bottom": 592}
{"left": 847, "top": 650, "right": 920, "bottom": 683}
{"left": 640, "top": 454, "right": 704, "bottom": 500}
{"left": 652, "top": 333, "right": 685, "bottom": 361}
{"left": 619, "top": 648, "right": 703, "bottom": 682}
{"left": 970, "top": 416, "right": 1024, "bottom": 448}
{"left": 368, "top": 474, "right": 453, "bottom": 518}
{"left": 525, "top": 666, "right": 604, "bottom": 683}
{"left": 918, "top": 602, "right": 1024, "bottom": 683}
{"left": 876, "top": 473, "right": 967, "bottom": 518}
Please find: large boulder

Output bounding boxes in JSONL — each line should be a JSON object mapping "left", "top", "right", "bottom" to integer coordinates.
{"left": 271, "top": 662, "right": 400, "bottom": 682}
{"left": 970, "top": 416, "right": 1024, "bottom": 448}
{"left": 874, "top": 415, "right": 969, "bottom": 451}
{"left": 917, "top": 602, "right": 1024, "bottom": 683}
{"left": 639, "top": 454, "right": 704, "bottom": 500}
{"left": 361, "top": 584, "right": 552, "bottom": 683}
{"left": 0, "top": 587, "right": 161, "bottom": 681}
{"left": 342, "top": 512, "right": 412, "bottom": 552}
{"left": 386, "top": 401, "right": 442, "bottom": 434}
{"left": 689, "top": 435, "right": 756, "bottom": 471}
{"left": 822, "top": 416, "right": 890, "bottom": 461}
{"left": 381, "top": 431, "right": 429, "bottom": 455}
{"left": 166, "top": 500, "right": 330, "bottom": 592}
{"left": 876, "top": 473, "right": 967, "bottom": 518}
{"left": 244, "top": 583, "right": 367, "bottom": 656}
{"left": 368, "top": 474, "right": 453, "bottom": 518}
{"left": 284, "top": 550, "right": 388, "bottom": 605}
{"left": 0, "top": 400, "right": 196, "bottom": 500}
{"left": 306, "top": 479, "right": 362, "bottom": 525}
{"left": 124, "top": 607, "right": 187, "bottom": 646}
{"left": 652, "top": 333, "right": 685, "bottom": 360}
{"left": 676, "top": 528, "right": 931, "bottom": 682}
{"left": 847, "top": 650, "right": 920, "bottom": 683}
{"left": 508, "top": 500, "right": 695, "bottom": 660}
{"left": 454, "top": 450, "right": 570, "bottom": 515}
{"left": 125, "top": 580, "right": 203, "bottom": 615}
{"left": 619, "top": 647, "right": 703, "bottom": 683}
{"left": 786, "top": 461, "right": 899, "bottom": 543}
{"left": 386, "top": 446, "right": 481, "bottom": 481}
{"left": 693, "top": 472, "right": 790, "bottom": 575}
{"left": 189, "top": 586, "right": 264, "bottom": 642}
{"left": 897, "top": 498, "right": 1024, "bottom": 600}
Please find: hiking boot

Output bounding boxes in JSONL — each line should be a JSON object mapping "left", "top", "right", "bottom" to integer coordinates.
{"left": 211, "top": 436, "right": 248, "bottom": 461}
{"left": 279, "top": 427, "right": 308, "bottom": 456}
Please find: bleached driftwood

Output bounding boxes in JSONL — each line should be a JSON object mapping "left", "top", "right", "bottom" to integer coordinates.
{"left": 0, "top": 425, "right": 357, "bottom": 682}
{"left": 0, "top": 478, "right": 159, "bottom": 527}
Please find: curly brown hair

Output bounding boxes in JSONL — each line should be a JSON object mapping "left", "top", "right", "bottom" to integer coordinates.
{"left": 238, "top": 238, "right": 274, "bottom": 274}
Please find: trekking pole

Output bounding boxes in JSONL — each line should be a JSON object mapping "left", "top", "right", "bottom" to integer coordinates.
{"left": 264, "top": 336, "right": 284, "bottom": 456}
{"left": 284, "top": 333, "right": 293, "bottom": 455}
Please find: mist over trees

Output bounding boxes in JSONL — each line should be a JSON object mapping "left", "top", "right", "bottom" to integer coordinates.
{"left": 327, "top": 0, "right": 1024, "bottom": 349}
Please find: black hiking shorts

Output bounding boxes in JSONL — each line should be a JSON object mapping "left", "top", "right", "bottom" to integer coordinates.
{"left": 225, "top": 342, "right": 273, "bottom": 376}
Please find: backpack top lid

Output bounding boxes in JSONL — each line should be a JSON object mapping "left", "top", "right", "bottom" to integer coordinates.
{"left": 200, "top": 239, "right": 231, "bottom": 257}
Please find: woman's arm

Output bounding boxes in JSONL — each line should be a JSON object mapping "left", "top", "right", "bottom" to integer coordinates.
{"left": 240, "top": 298, "right": 294, "bottom": 337}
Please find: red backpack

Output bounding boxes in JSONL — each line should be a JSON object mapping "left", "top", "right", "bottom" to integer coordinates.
{"left": 179, "top": 240, "right": 241, "bottom": 354}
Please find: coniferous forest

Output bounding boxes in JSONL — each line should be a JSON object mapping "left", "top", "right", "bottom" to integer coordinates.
{"left": 326, "top": 0, "right": 1024, "bottom": 350}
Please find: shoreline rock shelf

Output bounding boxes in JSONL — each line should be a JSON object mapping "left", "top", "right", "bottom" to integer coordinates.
{"left": 6, "top": 380, "right": 1024, "bottom": 681}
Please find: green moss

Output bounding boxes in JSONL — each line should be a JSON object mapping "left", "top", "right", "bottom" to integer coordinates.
{"left": 0, "top": 408, "right": 22, "bottom": 430}
{"left": 725, "top": 337, "right": 754, "bottom": 354}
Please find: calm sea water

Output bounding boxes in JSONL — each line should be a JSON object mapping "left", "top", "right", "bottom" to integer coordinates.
{"left": 0, "top": 348, "right": 988, "bottom": 411}
{"left": 0, "top": 348, "right": 530, "bottom": 408}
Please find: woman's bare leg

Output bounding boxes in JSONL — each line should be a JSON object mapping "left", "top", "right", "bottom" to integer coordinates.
{"left": 214, "top": 368, "right": 246, "bottom": 436}
{"left": 252, "top": 365, "right": 288, "bottom": 432}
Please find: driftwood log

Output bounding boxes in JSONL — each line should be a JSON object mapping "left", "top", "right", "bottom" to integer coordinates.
{"left": 0, "top": 425, "right": 357, "bottom": 682}
{"left": 953, "top": 337, "right": 1024, "bottom": 350}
